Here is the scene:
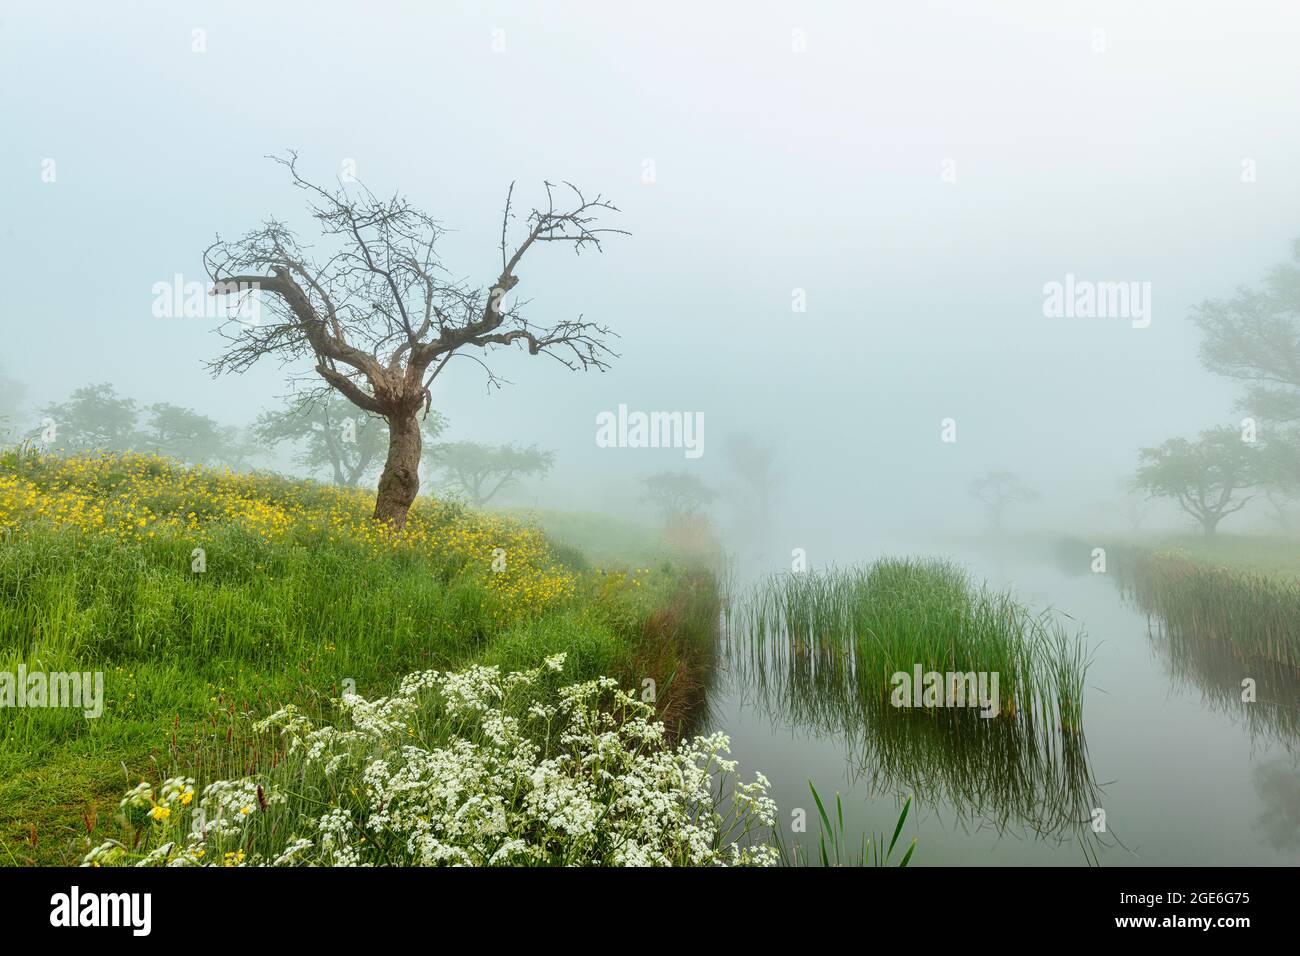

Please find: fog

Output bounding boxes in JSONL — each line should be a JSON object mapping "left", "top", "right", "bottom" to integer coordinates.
{"left": 4, "top": 0, "right": 1299, "bottom": 559}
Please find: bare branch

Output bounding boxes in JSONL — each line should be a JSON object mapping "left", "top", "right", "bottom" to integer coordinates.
{"left": 203, "top": 152, "right": 625, "bottom": 526}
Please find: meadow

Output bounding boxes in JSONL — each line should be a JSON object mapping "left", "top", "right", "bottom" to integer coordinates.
{"left": 0, "top": 449, "right": 721, "bottom": 865}
{"left": 7, "top": 446, "right": 1295, "bottom": 867}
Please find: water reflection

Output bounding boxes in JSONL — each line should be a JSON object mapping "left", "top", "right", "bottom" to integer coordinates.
{"left": 721, "top": 627, "right": 1112, "bottom": 859}
{"left": 1104, "top": 548, "right": 1300, "bottom": 750}
{"left": 1146, "top": 620, "right": 1300, "bottom": 749}
{"left": 1252, "top": 757, "right": 1300, "bottom": 851}
{"left": 711, "top": 542, "right": 1300, "bottom": 865}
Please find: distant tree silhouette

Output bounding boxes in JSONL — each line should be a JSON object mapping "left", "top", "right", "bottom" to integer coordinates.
{"left": 968, "top": 471, "right": 1038, "bottom": 532}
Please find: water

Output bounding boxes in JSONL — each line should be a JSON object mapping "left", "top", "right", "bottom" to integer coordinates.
{"left": 707, "top": 540, "right": 1300, "bottom": 865}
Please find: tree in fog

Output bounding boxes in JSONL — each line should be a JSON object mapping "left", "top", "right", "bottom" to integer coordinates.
{"left": 1103, "top": 477, "right": 1156, "bottom": 533}
{"left": 1193, "top": 237, "right": 1300, "bottom": 408}
{"left": 1193, "top": 238, "right": 1300, "bottom": 458}
{"left": 1256, "top": 438, "right": 1300, "bottom": 531}
{"left": 425, "top": 441, "right": 554, "bottom": 506}
{"left": 722, "top": 432, "right": 778, "bottom": 528}
{"left": 1260, "top": 426, "right": 1300, "bottom": 490}
{"left": 215, "top": 425, "right": 264, "bottom": 472}
{"left": 1260, "top": 487, "right": 1298, "bottom": 532}
{"left": 641, "top": 470, "right": 717, "bottom": 524}
{"left": 206, "top": 152, "right": 624, "bottom": 529}
{"left": 968, "top": 471, "right": 1038, "bottom": 532}
{"left": 255, "top": 395, "right": 384, "bottom": 487}
{"left": 40, "top": 384, "right": 139, "bottom": 453}
{"left": 255, "top": 393, "right": 447, "bottom": 488}
{"left": 142, "top": 403, "right": 225, "bottom": 464}
{"left": 1133, "top": 428, "right": 1259, "bottom": 536}
{"left": 1187, "top": 237, "right": 1300, "bottom": 534}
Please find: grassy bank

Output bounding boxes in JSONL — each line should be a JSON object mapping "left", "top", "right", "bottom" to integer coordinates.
{"left": 1048, "top": 532, "right": 1300, "bottom": 748}
{"left": 499, "top": 507, "right": 667, "bottom": 570}
{"left": 0, "top": 450, "right": 719, "bottom": 865}
{"left": 1119, "top": 534, "right": 1300, "bottom": 579}
{"left": 1056, "top": 532, "right": 1300, "bottom": 669}
{"left": 1113, "top": 546, "right": 1300, "bottom": 670}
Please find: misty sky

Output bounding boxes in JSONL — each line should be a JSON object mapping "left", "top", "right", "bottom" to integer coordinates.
{"left": 4, "top": 1, "right": 1299, "bottom": 543}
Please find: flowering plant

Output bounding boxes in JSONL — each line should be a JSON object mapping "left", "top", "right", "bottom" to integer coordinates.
{"left": 84, "top": 655, "right": 778, "bottom": 867}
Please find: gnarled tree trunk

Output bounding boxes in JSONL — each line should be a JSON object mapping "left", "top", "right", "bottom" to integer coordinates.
{"left": 374, "top": 413, "right": 421, "bottom": 529}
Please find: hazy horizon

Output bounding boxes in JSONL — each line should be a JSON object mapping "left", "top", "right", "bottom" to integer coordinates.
{"left": 5, "top": 0, "right": 1299, "bottom": 545}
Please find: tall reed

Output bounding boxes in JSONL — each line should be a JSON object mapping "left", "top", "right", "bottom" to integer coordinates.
{"left": 728, "top": 558, "right": 1100, "bottom": 842}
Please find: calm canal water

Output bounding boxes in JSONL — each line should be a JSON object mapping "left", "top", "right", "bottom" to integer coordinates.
{"left": 707, "top": 540, "right": 1300, "bottom": 865}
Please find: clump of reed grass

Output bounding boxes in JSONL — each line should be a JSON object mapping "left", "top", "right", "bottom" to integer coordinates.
{"left": 733, "top": 558, "right": 1090, "bottom": 732}
{"left": 727, "top": 558, "right": 1101, "bottom": 843}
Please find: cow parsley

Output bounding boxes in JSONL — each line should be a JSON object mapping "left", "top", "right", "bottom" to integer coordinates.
{"left": 84, "top": 656, "right": 779, "bottom": 867}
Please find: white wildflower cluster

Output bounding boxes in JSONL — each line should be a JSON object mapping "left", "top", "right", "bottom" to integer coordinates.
{"left": 82, "top": 656, "right": 779, "bottom": 867}
{"left": 196, "top": 779, "right": 285, "bottom": 839}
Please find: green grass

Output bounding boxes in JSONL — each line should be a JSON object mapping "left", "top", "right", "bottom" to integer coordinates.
{"left": 1122, "top": 533, "right": 1300, "bottom": 579}
{"left": 0, "top": 488, "right": 715, "bottom": 865}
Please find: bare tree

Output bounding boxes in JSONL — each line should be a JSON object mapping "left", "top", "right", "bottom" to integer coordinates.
{"left": 205, "top": 152, "right": 624, "bottom": 528}
{"left": 968, "top": 470, "right": 1038, "bottom": 532}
